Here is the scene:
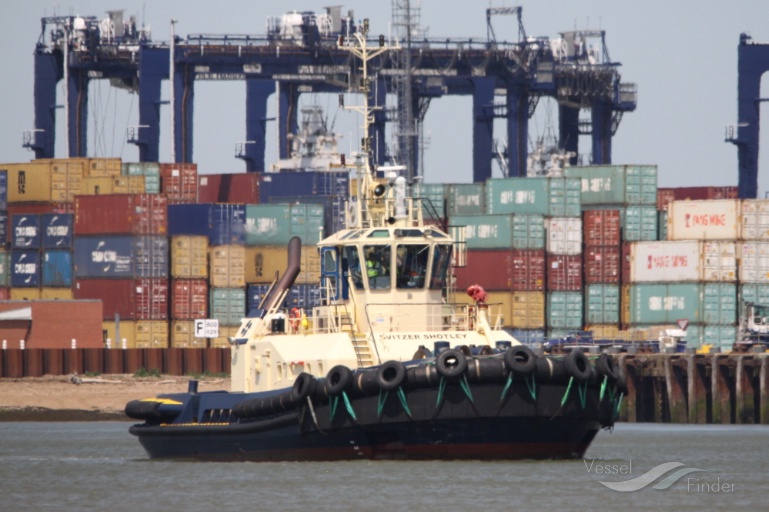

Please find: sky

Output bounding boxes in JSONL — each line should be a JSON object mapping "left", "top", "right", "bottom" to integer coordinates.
{"left": 2, "top": 1, "right": 768, "bottom": 191}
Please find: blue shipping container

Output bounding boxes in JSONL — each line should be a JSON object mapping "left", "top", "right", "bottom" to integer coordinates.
{"left": 0, "top": 211, "right": 7, "bottom": 244}
{"left": 10, "top": 249, "right": 41, "bottom": 287}
{"left": 12, "top": 213, "right": 41, "bottom": 248}
{"left": 73, "top": 235, "right": 168, "bottom": 278}
{"left": 0, "top": 170, "right": 7, "bottom": 210}
{"left": 167, "top": 203, "right": 246, "bottom": 245}
{"left": 260, "top": 171, "right": 349, "bottom": 202}
{"left": 246, "top": 283, "right": 321, "bottom": 314}
{"left": 42, "top": 213, "right": 74, "bottom": 249}
{"left": 42, "top": 250, "right": 73, "bottom": 287}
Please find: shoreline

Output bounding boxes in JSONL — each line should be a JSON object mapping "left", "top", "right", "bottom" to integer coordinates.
{"left": 0, "top": 374, "right": 231, "bottom": 422}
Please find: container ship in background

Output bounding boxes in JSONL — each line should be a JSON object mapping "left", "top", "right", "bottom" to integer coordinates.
{"left": 0, "top": 150, "right": 758, "bottom": 354}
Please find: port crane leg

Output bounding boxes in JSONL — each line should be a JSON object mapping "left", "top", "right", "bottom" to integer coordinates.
{"left": 559, "top": 103, "right": 579, "bottom": 166}
{"left": 506, "top": 85, "right": 528, "bottom": 177}
{"left": 472, "top": 77, "right": 495, "bottom": 183}
{"left": 136, "top": 47, "right": 168, "bottom": 163}
{"left": 591, "top": 98, "right": 612, "bottom": 164}
{"left": 32, "top": 53, "right": 59, "bottom": 159}
{"left": 66, "top": 69, "right": 89, "bottom": 157}
{"left": 277, "top": 82, "right": 299, "bottom": 160}
{"left": 244, "top": 78, "right": 273, "bottom": 172}
{"left": 173, "top": 63, "right": 195, "bottom": 164}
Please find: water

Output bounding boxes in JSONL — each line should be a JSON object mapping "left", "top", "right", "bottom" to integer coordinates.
{"left": 0, "top": 422, "right": 766, "bottom": 511}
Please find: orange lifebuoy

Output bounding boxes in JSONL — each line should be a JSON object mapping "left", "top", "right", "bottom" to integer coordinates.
{"left": 290, "top": 308, "right": 302, "bottom": 331}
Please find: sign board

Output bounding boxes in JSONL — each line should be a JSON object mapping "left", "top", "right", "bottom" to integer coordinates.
{"left": 676, "top": 318, "right": 689, "bottom": 331}
{"left": 194, "top": 319, "right": 220, "bottom": 338}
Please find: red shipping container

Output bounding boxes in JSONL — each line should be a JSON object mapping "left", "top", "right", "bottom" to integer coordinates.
{"left": 656, "top": 188, "right": 676, "bottom": 211}
{"left": 160, "top": 163, "right": 198, "bottom": 202}
{"left": 73, "top": 278, "right": 168, "bottom": 320}
{"left": 510, "top": 249, "right": 545, "bottom": 291}
{"left": 582, "top": 209, "right": 620, "bottom": 246}
{"left": 0, "top": 288, "right": 9, "bottom": 300}
{"left": 74, "top": 194, "right": 168, "bottom": 235}
{"left": 584, "top": 245, "right": 620, "bottom": 284}
{"left": 171, "top": 278, "right": 208, "bottom": 319}
{"left": 546, "top": 254, "right": 582, "bottom": 291}
{"left": 455, "top": 250, "right": 514, "bottom": 291}
{"left": 198, "top": 173, "right": 261, "bottom": 204}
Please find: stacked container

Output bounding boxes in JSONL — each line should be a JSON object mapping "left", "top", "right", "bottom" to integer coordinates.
{"left": 122, "top": 162, "right": 160, "bottom": 194}
{"left": 160, "top": 163, "right": 198, "bottom": 203}
{"left": 583, "top": 210, "right": 622, "bottom": 335}
{"left": 73, "top": 194, "right": 170, "bottom": 348}
{"left": 169, "top": 235, "right": 209, "bottom": 347}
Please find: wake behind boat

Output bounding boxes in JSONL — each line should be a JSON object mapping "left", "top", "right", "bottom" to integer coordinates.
{"left": 125, "top": 23, "right": 624, "bottom": 462}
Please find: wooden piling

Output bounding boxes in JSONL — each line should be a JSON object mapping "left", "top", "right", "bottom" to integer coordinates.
{"left": 687, "top": 355, "right": 708, "bottom": 424}
{"left": 664, "top": 356, "right": 687, "bottom": 423}
{"left": 760, "top": 356, "right": 769, "bottom": 425}
{"left": 711, "top": 355, "right": 732, "bottom": 424}
{"left": 735, "top": 356, "right": 756, "bottom": 424}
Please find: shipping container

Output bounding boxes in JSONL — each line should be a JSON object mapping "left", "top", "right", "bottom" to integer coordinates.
{"left": 546, "top": 291, "right": 583, "bottom": 330}
{"left": 582, "top": 210, "right": 621, "bottom": 246}
{"left": 210, "top": 287, "right": 246, "bottom": 326}
{"left": 505, "top": 328, "right": 546, "bottom": 345}
{"left": 545, "top": 217, "right": 582, "bottom": 255}
{"left": 629, "top": 241, "right": 702, "bottom": 282}
{"left": 658, "top": 211, "right": 668, "bottom": 241}
{"left": 584, "top": 325, "right": 622, "bottom": 340}
{"left": 546, "top": 254, "right": 582, "bottom": 291}
{"left": 135, "top": 320, "right": 169, "bottom": 348}
{"left": 42, "top": 250, "right": 73, "bottom": 287}
{"left": 738, "top": 242, "right": 769, "bottom": 283}
{"left": 510, "top": 249, "right": 546, "bottom": 291}
{"left": 284, "top": 283, "right": 322, "bottom": 310}
{"left": 0, "top": 300, "right": 103, "bottom": 349}
{"left": 629, "top": 283, "right": 702, "bottom": 325}
{"left": 454, "top": 250, "right": 514, "bottom": 291}
{"left": 170, "top": 320, "right": 209, "bottom": 348}
{"left": 10, "top": 288, "right": 41, "bottom": 300}
{"left": 585, "top": 284, "right": 620, "bottom": 324}
{"left": 449, "top": 214, "right": 544, "bottom": 250}
{"left": 49, "top": 159, "right": 84, "bottom": 202}
{"left": 168, "top": 203, "right": 246, "bottom": 245}
{"left": 10, "top": 249, "right": 40, "bottom": 287}
{"left": 73, "top": 235, "right": 169, "bottom": 278}
{"left": 510, "top": 291, "right": 545, "bottom": 329}
{"left": 740, "top": 199, "right": 769, "bottom": 240}
{"left": 485, "top": 177, "right": 580, "bottom": 216}
{"left": 584, "top": 245, "right": 620, "bottom": 284}
{"left": 259, "top": 170, "right": 350, "bottom": 202}
{"left": 666, "top": 199, "right": 740, "bottom": 241}
{"left": 211, "top": 326, "right": 240, "bottom": 349}
{"left": 452, "top": 290, "right": 513, "bottom": 328}
{"left": 80, "top": 177, "right": 115, "bottom": 195}
{"left": 622, "top": 205, "right": 659, "bottom": 241}
{"left": 413, "top": 183, "right": 447, "bottom": 217}
{"left": 42, "top": 213, "right": 73, "bottom": 248}
{"left": 0, "top": 250, "right": 9, "bottom": 287}
{"left": 170, "top": 235, "right": 209, "bottom": 278}
{"left": 75, "top": 194, "right": 168, "bottom": 235}
{"left": 245, "top": 203, "right": 324, "bottom": 246}
{"left": 160, "top": 163, "right": 198, "bottom": 202}
{"left": 657, "top": 186, "right": 739, "bottom": 211}
{"left": 209, "top": 245, "right": 246, "bottom": 287}
{"left": 73, "top": 278, "right": 168, "bottom": 320}
{"left": 103, "top": 320, "right": 137, "bottom": 349}
{"left": 40, "top": 288, "right": 73, "bottom": 300}
{"left": 0, "top": 211, "right": 6, "bottom": 245}
{"left": 78, "top": 157, "right": 121, "bottom": 178}
{"left": 244, "top": 245, "right": 320, "bottom": 285}
{"left": 2, "top": 161, "right": 53, "bottom": 202}
{"left": 739, "top": 283, "right": 769, "bottom": 317}
{"left": 111, "top": 176, "right": 146, "bottom": 194}
{"left": 198, "top": 173, "right": 261, "bottom": 204}
{"left": 702, "top": 283, "right": 737, "bottom": 325}
{"left": 122, "top": 162, "right": 161, "bottom": 194}
{"left": 11, "top": 213, "right": 40, "bottom": 248}
{"left": 448, "top": 183, "right": 485, "bottom": 216}
{"left": 171, "top": 279, "right": 208, "bottom": 320}
{"left": 0, "top": 169, "right": 7, "bottom": 210}
{"left": 565, "top": 164, "right": 658, "bottom": 205}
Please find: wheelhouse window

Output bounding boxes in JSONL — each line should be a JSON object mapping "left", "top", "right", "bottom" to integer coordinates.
{"left": 344, "top": 246, "right": 364, "bottom": 290}
{"left": 396, "top": 244, "right": 429, "bottom": 289}
{"left": 429, "top": 244, "right": 452, "bottom": 290}
{"left": 363, "top": 245, "right": 391, "bottom": 290}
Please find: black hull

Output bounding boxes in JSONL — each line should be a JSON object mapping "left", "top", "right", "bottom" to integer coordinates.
{"left": 129, "top": 372, "right": 618, "bottom": 461}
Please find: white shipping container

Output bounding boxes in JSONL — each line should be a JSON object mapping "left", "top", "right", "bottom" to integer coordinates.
{"left": 740, "top": 199, "right": 769, "bottom": 240}
{"left": 630, "top": 241, "right": 701, "bottom": 282}
{"left": 545, "top": 217, "right": 582, "bottom": 255}
{"left": 738, "top": 242, "right": 769, "bottom": 283}
{"left": 666, "top": 199, "right": 740, "bottom": 241}
{"left": 630, "top": 240, "right": 737, "bottom": 282}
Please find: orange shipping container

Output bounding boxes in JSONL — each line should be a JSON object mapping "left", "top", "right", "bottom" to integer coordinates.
{"left": 160, "top": 163, "right": 198, "bottom": 202}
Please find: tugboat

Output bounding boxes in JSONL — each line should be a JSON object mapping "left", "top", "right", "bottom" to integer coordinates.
{"left": 126, "top": 24, "right": 624, "bottom": 461}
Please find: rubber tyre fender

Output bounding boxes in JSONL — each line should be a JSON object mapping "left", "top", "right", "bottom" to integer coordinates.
{"left": 376, "top": 360, "right": 406, "bottom": 391}
{"left": 291, "top": 372, "right": 317, "bottom": 402}
{"left": 503, "top": 345, "right": 537, "bottom": 375}
{"left": 564, "top": 350, "right": 592, "bottom": 382}
{"left": 325, "top": 365, "right": 353, "bottom": 395}
{"left": 595, "top": 353, "right": 619, "bottom": 382}
{"left": 435, "top": 348, "right": 468, "bottom": 380}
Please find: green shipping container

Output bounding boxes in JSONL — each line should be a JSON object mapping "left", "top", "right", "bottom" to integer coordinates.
{"left": 623, "top": 205, "right": 659, "bottom": 241}
{"left": 547, "top": 291, "right": 583, "bottom": 329}
{"left": 450, "top": 214, "right": 544, "bottom": 250}
{"left": 565, "top": 164, "right": 658, "bottom": 205}
{"left": 448, "top": 183, "right": 485, "bottom": 215}
{"left": 739, "top": 283, "right": 769, "bottom": 318}
{"left": 702, "top": 283, "right": 737, "bottom": 325}
{"left": 629, "top": 283, "right": 702, "bottom": 324}
{"left": 585, "top": 284, "right": 620, "bottom": 324}
{"left": 245, "top": 204, "right": 324, "bottom": 246}
{"left": 209, "top": 287, "right": 246, "bottom": 326}
{"left": 413, "top": 183, "right": 447, "bottom": 217}
{"left": 0, "top": 250, "right": 9, "bottom": 287}
{"left": 485, "top": 177, "right": 580, "bottom": 216}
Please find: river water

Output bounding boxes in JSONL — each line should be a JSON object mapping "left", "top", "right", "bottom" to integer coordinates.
{"left": 0, "top": 422, "right": 765, "bottom": 511}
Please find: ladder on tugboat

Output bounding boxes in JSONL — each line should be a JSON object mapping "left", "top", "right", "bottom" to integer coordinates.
{"left": 320, "top": 281, "right": 375, "bottom": 368}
